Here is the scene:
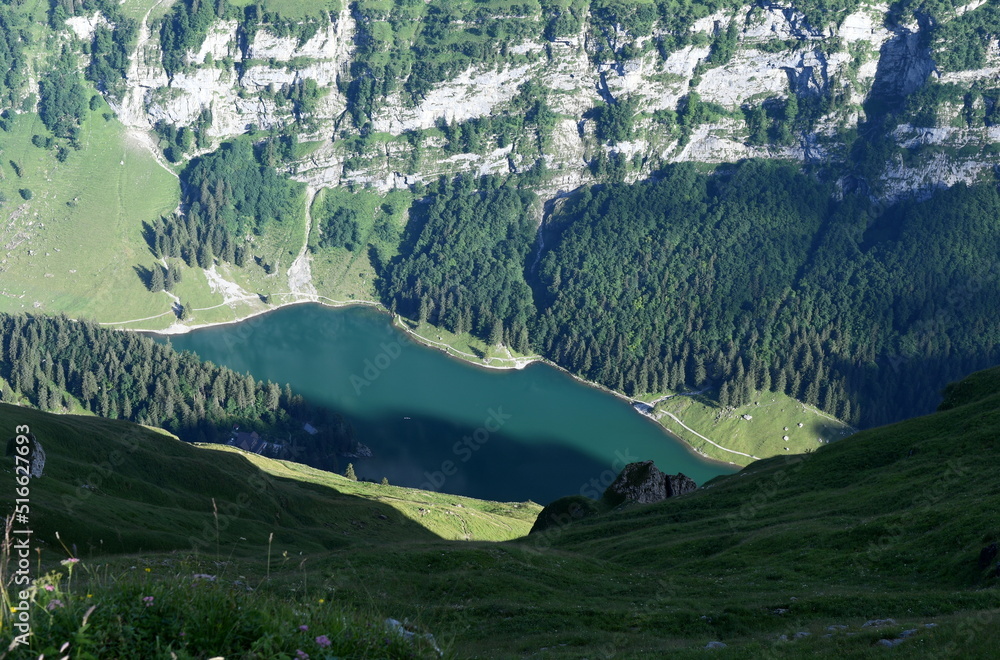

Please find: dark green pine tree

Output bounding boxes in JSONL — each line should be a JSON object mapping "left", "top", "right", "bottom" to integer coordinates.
{"left": 489, "top": 319, "right": 503, "bottom": 346}
{"left": 196, "top": 243, "right": 213, "bottom": 269}
{"left": 714, "top": 380, "right": 728, "bottom": 407}
{"left": 149, "top": 264, "right": 165, "bottom": 292}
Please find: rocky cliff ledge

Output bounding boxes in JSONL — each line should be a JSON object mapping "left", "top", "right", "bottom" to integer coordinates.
{"left": 530, "top": 460, "right": 697, "bottom": 534}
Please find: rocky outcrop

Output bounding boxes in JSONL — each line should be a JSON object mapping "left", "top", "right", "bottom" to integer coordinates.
{"left": 99, "top": 2, "right": 1000, "bottom": 201}
{"left": 666, "top": 472, "right": 698, "bottom": 497}
{"left": 602, "top": 461, "right": 697, "bottom": 507}
{"left": 4, "top": 433, "right": 45, "bottom": 478}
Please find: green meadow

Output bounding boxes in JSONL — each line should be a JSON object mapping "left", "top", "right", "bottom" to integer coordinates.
{"left": 0, "top": 109, "right": 180, "bottom": 323}
{"left": 3, "top": 366, "right": 999, "bottom": 657}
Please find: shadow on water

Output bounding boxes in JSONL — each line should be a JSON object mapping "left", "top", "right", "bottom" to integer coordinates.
{"left": 157, "top": 303, "right": 738, "bottom": 506}
{"left": 0, "top": 403, "right": 454, "bottom": 556}
{"left": 344, "top": 407, "right": 631, "bottom": 506}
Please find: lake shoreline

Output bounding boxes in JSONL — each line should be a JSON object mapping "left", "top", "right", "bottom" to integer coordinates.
{"left": 137, "top": 296, "right": 743, "bottom": 470}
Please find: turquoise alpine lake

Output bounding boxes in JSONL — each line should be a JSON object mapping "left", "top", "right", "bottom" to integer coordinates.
{"left": 160, "top": 303, "right": 737, "bottom": 503}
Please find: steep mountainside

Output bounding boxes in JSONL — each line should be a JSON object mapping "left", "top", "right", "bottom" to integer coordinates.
{"left": 105, "top": 0, "right": 1000, "bottom": 200}
{"left": 1, "top": 366, "right": 998, "bottom": 656}
{"left": 2, "top": 0, "right": 1000, "bottom": 454}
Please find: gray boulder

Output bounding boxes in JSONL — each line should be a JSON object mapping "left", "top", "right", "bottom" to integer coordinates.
{"left": 666, "top": 472, "right": 697, "bottom": 497}
{"left": 603, "top": 461, "right": 697, "bottom": 506}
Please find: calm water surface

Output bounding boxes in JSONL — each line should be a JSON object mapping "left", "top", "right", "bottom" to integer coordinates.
{"left": 162, "top": 304, "right": 736, "bottom": 503}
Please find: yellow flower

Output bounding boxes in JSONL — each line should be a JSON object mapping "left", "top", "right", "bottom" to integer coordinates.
{"left": 8, "top": 607, "right": 15, "bottom": 613}
{"left": 86, "top": 594, "right": 93, "bottom": 598}
{"left": 318, "top": 599, "right": 325, "bottom": 604}
{"left": 144, "top": 568, "right": 151, "bottom": 573}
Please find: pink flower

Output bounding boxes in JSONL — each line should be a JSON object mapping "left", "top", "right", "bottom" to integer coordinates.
{"left": 47, "top": 599, "right": 63, "bottom": 610}
{"left": 44, "top": 585, "right": 55, "bottom": 592}
{"left": 295, "top": 651, "right": 310, "bottom": 660}
{"left": 61, "top": 558, "right": 80, "bottom": 565}
{"left": 143, "top": 596, "right": 154, "bottom": 607}
{"left": 315, "top": 635, "right": 331, "bottom": 648}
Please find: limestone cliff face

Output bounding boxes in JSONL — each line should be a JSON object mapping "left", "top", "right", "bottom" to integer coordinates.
{"left": 101, "top": 2, "right": 1000, "bottom": 201}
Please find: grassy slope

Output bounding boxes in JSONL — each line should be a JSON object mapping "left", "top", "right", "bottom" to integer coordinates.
{"left": 0, "top": 107, "right": 309, "bottom": 331}
{"left": 202, "top": 444, "right": 540, "bottom": 542}
{"left": 314, "top": 366, "right": 1000, "bottom": 657}
{"left": 228, "top": 0, "right": 341, "bottom": 19}
{"left": 2, "top": 368, "right": 1000, "bottom": 656}
{"left": 0, "top": 403, "right": 539, "bottom": 556}
{"left": 651, "top": 387, "right": 856, "bottom": 464}
{"left": 0, "top": 111, "right": 181, "bottom": 322}
{"left": 305, "top": 186, "right": 387, "bottom": 303}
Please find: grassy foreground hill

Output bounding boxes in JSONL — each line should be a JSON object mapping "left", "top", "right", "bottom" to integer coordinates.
{"left": 2, "top": 366, "right": 1000, "bottom": 656}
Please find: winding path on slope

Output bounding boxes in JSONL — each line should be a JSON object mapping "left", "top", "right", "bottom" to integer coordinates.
{"left": 658, "top": 412, "right": 760, "bottom": 461}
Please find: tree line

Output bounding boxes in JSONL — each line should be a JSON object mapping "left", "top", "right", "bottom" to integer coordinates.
{"left": 0, "top": 3, "right": 28, "bottom": 109}
{"left": 374, "top": 161, "right": 1000, "bottom": 429}
{"left": 146, "top": 137, "right": 302, "bottom": 267}
{"left": 0, "top": 313, "right": 356, "bottom": 471}
{"left": 379, "top": 174, "right": 537, "bottom": 352}
{"left": 38, "top": 47, "right": 88, "bottom": 141}
{"left": 532, "top": 161, "right": 1000, "bottom": 427}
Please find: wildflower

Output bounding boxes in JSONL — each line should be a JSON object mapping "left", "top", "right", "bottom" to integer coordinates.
{"left": 86, "top": 594, "right": 93, "bottom": 598}
{"left": 299, "top": 625, "right": 309, "bottom": 632}
{"left": 295, "top": 651, "right": 310, "bottom": 660}
{"left": 9, "top": 607, "right": 16, "bottom": 613}
{"left": 317, "top": 598, "right": 325, "bottom": 604}
{"left": 44, "top": 585, "right": 55, "bottom": 592}
{"left": 144, "top": 568, "right": 151, "bottom": 573}
{"left": 315, "top": 635, "right": 331, "bottom": 648}
{"left": 60, "top": 558, "right": 80, "bottom": 566}
{"left": 143, "top": 596, "right": 154, "bottom": 607}
{"left": 192, "top": 574, "right": 217, "bottom": 581}
{"left": 47, "top": 599, "right": 64, "bottom": 610}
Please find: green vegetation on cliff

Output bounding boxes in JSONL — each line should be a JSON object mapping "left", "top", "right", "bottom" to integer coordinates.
{"left": 368, "top": 161, "right": 999, "bottom": 430}
{"left": 148, "top": 137, "right": 303, "bottom": 268}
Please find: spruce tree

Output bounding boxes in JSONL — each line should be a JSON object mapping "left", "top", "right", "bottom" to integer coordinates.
{"left": 344, "top": 463, "right": 358, "bottom": 481}
{"left": 489, "top": 319, "right": 503, "bottom": 346}
{"left": 149, "top": 265, "right": 165, "bottom": 292}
